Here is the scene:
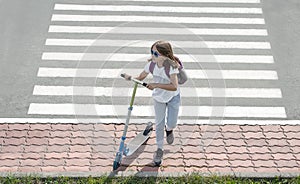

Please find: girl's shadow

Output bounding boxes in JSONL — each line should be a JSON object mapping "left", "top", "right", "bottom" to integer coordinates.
{"left": 107, "top": 142, "right": 168, "bottom": 179}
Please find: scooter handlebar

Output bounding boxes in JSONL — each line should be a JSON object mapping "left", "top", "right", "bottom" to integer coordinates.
{"left": 121, "top": 73, "right": 148, "bottom": 87}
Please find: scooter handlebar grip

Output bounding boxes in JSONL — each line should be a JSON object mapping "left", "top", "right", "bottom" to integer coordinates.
{"left": 142, "top": 82, "right": 147, "bottom": 87}
{"left": 120, "top": 73, "right": 131, "bottom": 80}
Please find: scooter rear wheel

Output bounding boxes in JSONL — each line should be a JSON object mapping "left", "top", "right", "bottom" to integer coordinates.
{"left": 143, "top": 122, "right": 153, "bottom": 136}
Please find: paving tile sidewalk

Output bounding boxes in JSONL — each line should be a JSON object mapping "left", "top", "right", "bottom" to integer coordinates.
{"left": 0, "top": 123, "right": 300, "bottom": 177}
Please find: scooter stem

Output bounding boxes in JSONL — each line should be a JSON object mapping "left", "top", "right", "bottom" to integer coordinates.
{"left": 122, "top": 82, "right": 138, "bottom": 138}
{"left": 130, "top": 83, "right": 138, "bottom": 107}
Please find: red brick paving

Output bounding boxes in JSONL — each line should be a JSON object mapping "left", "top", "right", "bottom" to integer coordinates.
{"left": 0, "top": 123, "right": 300, "bottom": 177}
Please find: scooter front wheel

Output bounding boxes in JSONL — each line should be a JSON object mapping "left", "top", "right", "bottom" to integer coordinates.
{"left": 113, "top": 161, "right": 120, "bottom": 171}
{"left": 113, "top": 152, "right": 122, "bottom": 171}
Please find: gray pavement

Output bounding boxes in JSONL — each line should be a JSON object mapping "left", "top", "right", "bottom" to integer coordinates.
{"left": 262, "top": 0, "right": 300, "bottom": 119}
{"left": 0, "top": 0, "right": 53, "bottom": 118}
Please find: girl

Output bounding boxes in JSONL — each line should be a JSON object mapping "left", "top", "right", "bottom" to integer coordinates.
{"left": 125, "top": 40, "right": 181, "bottom": 166}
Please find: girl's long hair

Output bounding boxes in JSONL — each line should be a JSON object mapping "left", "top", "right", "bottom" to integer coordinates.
{"left": 149, "top": 40, "right": 180, "bottom": 69}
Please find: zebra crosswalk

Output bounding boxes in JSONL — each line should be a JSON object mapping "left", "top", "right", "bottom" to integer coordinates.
{"left": 28, "top": 0, "right": 287, "bottom": 123}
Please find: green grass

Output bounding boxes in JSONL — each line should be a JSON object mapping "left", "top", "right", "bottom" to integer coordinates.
{"left": 0, "top": 174, "right": 299, "bottom": 184}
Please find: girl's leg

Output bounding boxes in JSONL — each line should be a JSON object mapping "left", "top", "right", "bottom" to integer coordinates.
{"left": 166, "top": 94, "right": 181, "bottom": 131}
{"left": 153, "top": 99, "right": 167, "bottom": 149}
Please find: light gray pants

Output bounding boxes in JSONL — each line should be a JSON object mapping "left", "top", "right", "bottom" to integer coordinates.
{"left": 153, "top": 94, "right": 180, "bottom": 149}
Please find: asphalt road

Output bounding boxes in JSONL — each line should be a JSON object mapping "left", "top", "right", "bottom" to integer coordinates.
{"left": 0, "top": 0, "right": 299, "bottom": 120}
{"left": 262, "top": 0, "right": 300, "bottom": 119}
{"left": 0, "top": 0, "right": 53, "bottom": 118}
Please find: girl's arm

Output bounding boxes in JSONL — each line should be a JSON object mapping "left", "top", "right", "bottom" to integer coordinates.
{"left": 147, "top": 73, "right": 178, "bottom": 91}
{"left": 135, "top": 71, "right": 149, "bottom": 81}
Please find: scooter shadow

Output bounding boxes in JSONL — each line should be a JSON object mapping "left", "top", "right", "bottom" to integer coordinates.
{"left": 107, "top": 147, "right": 172, "bottom": 179}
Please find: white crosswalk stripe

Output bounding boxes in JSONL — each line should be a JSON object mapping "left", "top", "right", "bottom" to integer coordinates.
{"left": 41, "top": 53, "right": 274, "bottom": 63}
{"left": 45, "top": 39, "right": 271, "bottom": 49}
{"left": 33, "top": 85, "right": 283, "bottom": 98}
{"left": 54, "top": 4, "right": 263, "bottom": 14}
{"left": 28, "top": 103, "right": 286, "bottom": 118}
{"left": 48, "top": 26, "right": 268, "bottom": 36}
{"left": 112, "top": 0, "right": 260, "bottom": 3}
{"left": 28, "top": 0, "right": 287, "bottom": 123}
{"left": 52, "top": 15, "right": 265, "bottom": 24}
{"left": 37, "top": 68, "right": 278, "bottom": 80}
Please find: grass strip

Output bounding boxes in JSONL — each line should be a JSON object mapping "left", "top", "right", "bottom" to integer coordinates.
{"left": 0, "top": 173, "right": 300, "bottom": 184}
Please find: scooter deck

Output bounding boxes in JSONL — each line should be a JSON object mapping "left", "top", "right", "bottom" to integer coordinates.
{"left": 125, "top": 129, "right": 153, "bottom": 156}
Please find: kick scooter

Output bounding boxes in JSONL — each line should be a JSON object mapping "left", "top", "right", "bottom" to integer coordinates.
{"left": 113, "top": 74, "right": 153, "bottom": 171}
